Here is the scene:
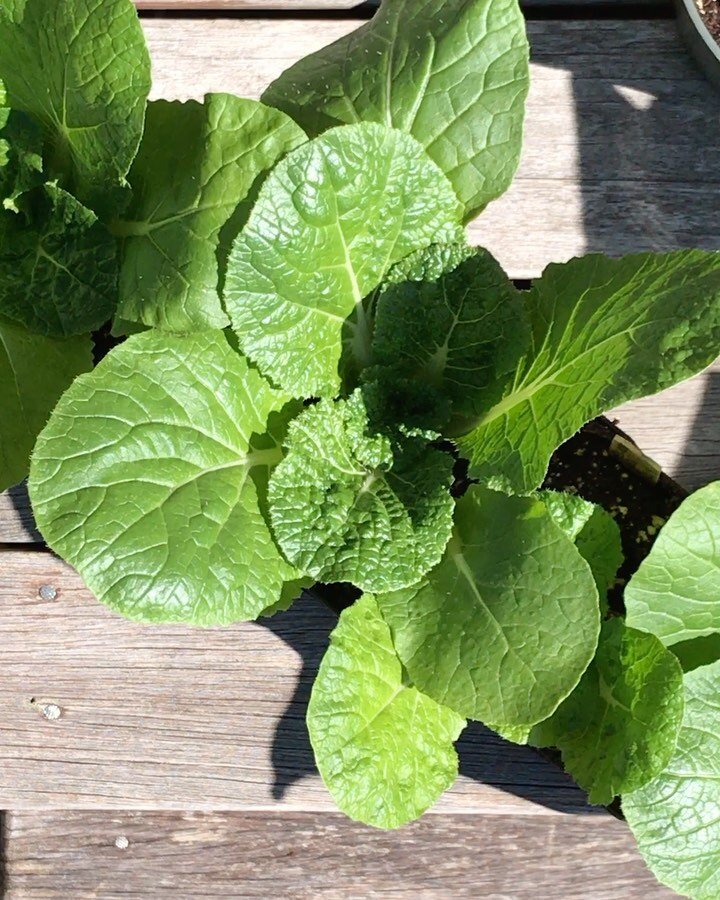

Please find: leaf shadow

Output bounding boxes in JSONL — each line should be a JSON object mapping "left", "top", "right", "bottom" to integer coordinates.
{"left": 259, "top": 590, "right": 599, "bottom": 816}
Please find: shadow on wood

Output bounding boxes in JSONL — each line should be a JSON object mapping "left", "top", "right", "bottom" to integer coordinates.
{"left": 260, "top": 596, "right": 595, "bottom": 815}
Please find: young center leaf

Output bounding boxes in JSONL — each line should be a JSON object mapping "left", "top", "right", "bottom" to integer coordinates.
{"left": 308, "top": 592, "right": 465, "bottom": 829}
{"left": 377, "top": 485, "right": 601, "bottom": 726}
{"left": 29, "top": 330, "right": 301, "bottom": 626}
{"left": 268, "top": 391, "right": 454, "bottom": 593}
{"left": 458, "top": 251, "right": 720, "bottom": 494}
{"left": 0, "top": 318, "right": 92, "bottom": 492}
{"left": 539, "top": 490, "right": 623, "bottom": 607}
{"left": 112, "top": 95, "right": 306, "bottom": 333}
{"left": 531, "top": 619, "right": 684, "bottom": 805}
{"left": 625, "top": 481, "right": 720, "bottom": 646}
{"left": 0, "top": 185, "right": 118, "bottom": 337}
{"left": 262, "top": 0, "right": 529, "bottom": 222}
{"left": 224, "top": 122, "right": 462, "bottom": 399}
{"left": 624, "top": 660, "right": 720, "bottom": 900}
{"left": 0, "top": 0, "right": 151, "bottom": 215}
{"left": 371, "top": 242, "right": 530, "bottom": 431}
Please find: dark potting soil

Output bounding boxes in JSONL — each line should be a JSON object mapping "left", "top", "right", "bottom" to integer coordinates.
{"left": 698, "top": 0, "right": 720, "bottom": 43}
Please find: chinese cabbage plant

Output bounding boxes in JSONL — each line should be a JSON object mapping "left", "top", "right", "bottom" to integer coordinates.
{"left": 0, "top": 0, "right": 719, "bottom": 895}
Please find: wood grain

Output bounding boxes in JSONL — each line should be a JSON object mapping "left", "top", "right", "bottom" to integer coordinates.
{"left": 136, "top": 17, "right": 720, "bottom": 279}
{"left": 0, "top": 550, "right": 595, "bottom": 813}
{"left": 3, "top": 810, "right": 674, "bottom": 899}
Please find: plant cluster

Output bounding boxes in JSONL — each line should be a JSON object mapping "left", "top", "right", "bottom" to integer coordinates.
{"left": 2, "top": 0, "right": 720, "bottom": 895}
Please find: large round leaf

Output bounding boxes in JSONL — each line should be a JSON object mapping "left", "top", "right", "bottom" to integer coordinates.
{"left": 29, "top": 330, "right": 299, "bottom": 625}
{"left": 224, "top": 122, "right": 462, "bottom": 398}
{"left": 377, "top": 485, "right": 601, "bottom": 726}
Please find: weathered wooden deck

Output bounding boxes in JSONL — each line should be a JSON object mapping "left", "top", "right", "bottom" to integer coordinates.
{"left": 1, "top": 1, "right": 719, "bottom": 896}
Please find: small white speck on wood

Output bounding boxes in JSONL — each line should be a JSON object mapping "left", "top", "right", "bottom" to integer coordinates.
{"left": 41, "top": 704, "right": 61, "bottom": 721}
{"left": 38, "top": 584, "right": 57, "bottom": 601}
{"left": 114, "top": 835, "right": 129, "bottom": 850}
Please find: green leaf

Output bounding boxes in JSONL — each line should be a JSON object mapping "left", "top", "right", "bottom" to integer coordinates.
{"left": 671, "top": 633, "right": 720, "bottom": 673}
{"left": 371, "top": 242, "right": 529, "bottom": 432}
{"left": 308, "top": 592, "right": 465, "bottom": 828}
{"left": 0, "top": 97, "right": 43, "bottom": 211}
{"left": 0, "top": 0, "right": 151, "bottom": 214}
{"left": 0, "top": 317, "right": 92, "bottom": 492}
{"left": 377, "top": 485, "right": 600, "bottom": 725}
{"left": 262, "top": 0, "right": 529, "bottom": 222}
{"left": 224, "top": 122, "right": 462, "bottom": 398}
{"left": 625, "top": 482, "right": 720, "bottom": 647}
{"left": 29, "top": 330, "right": 300, "bottom": 626}
{"left": 624, "top": 660, "right": 720, "bottom": 900}
{"left": 539, "top": 490, "right": 623, "bottom": 609}
{"left": 113, "top": 95, "right": 306, "bottom": 333}
{"left": 531, "top": 619, "right": 684, "bottom": 805}
{"left": 268, "top": 391, "right": 454, "bottom": 592}
{"left": 458, "top": 251, "right": 720, "bottom": 494}
{"left": 0, "top": 184, "right": 118, "bottom": 337}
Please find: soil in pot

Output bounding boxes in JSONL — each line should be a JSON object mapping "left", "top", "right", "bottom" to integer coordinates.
{"left": 697, "top": 0, "right": 720, "bottom": 43}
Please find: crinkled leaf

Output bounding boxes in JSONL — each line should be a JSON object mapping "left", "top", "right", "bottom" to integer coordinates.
{"left": 0, "top": 317, "right": 92, "bottom": 491}
{"left": 532, "top": 619, "right": 684, "bottom": 805}
{"left": 625, "top": 481, "right": 720, "bottom": 647}
{"left": 0, "top": 184, "right": 117, "bottom": 337}
{"left": 29, "top": 330, "right": 300, "bottom": 625}
{"left": 308, "top": 592, "right": 465, "bottom": 829}
{"left": 540, "top": 490, "right": 623, "bottom": 609}
{"left": 377, "top": 485, "right": 600, "bottom": 725}
{"left": 268, "top": 391, "right": 454, "bottom": 592}
{"left": 113, "top": 95, "right": 306, "bottom": 333}
{"left": 624, "top": 660, "right": 720, "bottom": 900}
{"left": 0, "top": 0, "right": 151, "bottom": 215}
{"left": 458, "top": 251, "right": 720, "bottom": 494}
{"left": 224, "top": 122, "right": 462, "bottom": 398}
{"left": 371, "top": 242, "right": 529, "bottom": 432}
{"left": 262, "top": 0, "right": 529, "bottom": 222}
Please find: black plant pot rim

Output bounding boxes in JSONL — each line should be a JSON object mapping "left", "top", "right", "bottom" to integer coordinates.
{"left": 676, "top": 0, "right": 720, "bottom": 89}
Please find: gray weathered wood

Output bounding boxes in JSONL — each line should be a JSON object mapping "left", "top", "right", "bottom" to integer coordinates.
{"left": 3, "top": 810, "right": 675, "bottom": 899}
{"left": 0, "top": 549, "right": 593, "bottom": 813}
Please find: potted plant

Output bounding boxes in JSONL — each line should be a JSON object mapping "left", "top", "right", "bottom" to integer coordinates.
{"left": 676, "top": 0, "right": 720, "bottom": 88}
{"left": 2, "top": 0, "right": 720, "bottom": 896}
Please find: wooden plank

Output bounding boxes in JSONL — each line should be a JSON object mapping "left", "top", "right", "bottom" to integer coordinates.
{"left": 135, "top": 17, "right": 720, "bottom": 280}
{"left": 0, "top": 550, "right": 595, "bottom": 813}
{"left": 3, "top": 811, "right": 675, "bottom": 899}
